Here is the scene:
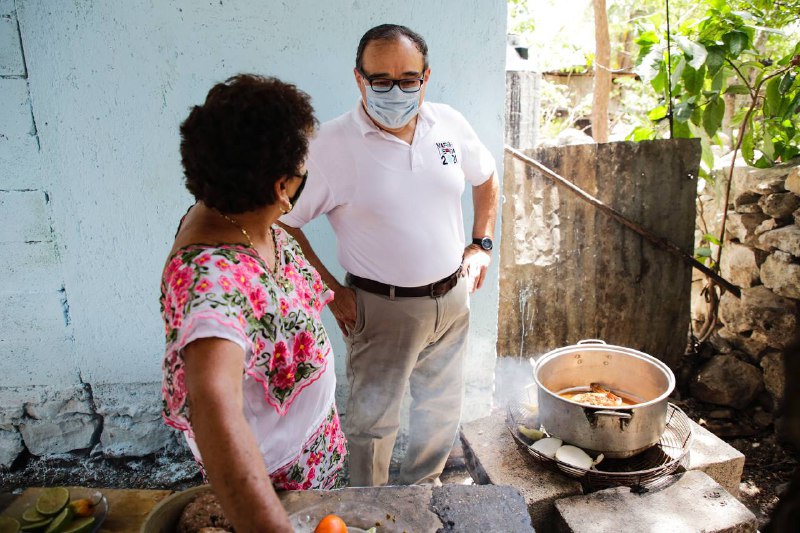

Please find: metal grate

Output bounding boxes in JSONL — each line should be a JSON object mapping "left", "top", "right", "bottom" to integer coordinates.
{"left": 507, "top": 399, "right": 693, "bottom": 493}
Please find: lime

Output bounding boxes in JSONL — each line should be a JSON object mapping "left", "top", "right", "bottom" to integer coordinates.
{"left": 0, "top": 516, "right": 21, "bottom": 533}
{"left": 20, "top": 519, "right": 51, "bottom": 531}
{"left": 20, "top": 508, "right": 46, "bottom": 524}
{"left": 35, "top": 488, "right": 70, "bottom": 517}
{"left": 60, "top": 517, "right": 94, "bottom": 533}
{"left": 42, "top": 507, "right": 73, "bottom": 533}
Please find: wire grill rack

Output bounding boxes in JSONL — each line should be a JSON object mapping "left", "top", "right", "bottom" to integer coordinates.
{"left": 506, "top": 399, "right": 693, "bottom": 493}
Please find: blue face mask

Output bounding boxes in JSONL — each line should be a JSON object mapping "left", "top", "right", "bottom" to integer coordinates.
{"left": 363, "top": 85, "right": 420, "bottom": 129}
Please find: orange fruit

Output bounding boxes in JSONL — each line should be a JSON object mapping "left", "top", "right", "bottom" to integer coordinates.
{"left": 314, "top": 513, "right": 348, "bottom": 533}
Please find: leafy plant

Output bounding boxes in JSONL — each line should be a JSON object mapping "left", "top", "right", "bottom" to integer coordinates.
{"left": 631, "top": 0, "right": 800, "bottom": 180}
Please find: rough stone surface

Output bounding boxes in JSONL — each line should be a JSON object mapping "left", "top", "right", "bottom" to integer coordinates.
{"left": 690, "top": 355, "right": 763, "bottom": 409}
{"left": 93, "top": 382, "right": 162, "bottom": 418}
{"left": 786, "top": 166, "right": 800, "bottom": 195}
{"left": 734, "top": 190, "right": 761, "bottom": 209}
{"left": 685, "top": 419, "right": 746, "bottom": 496}
{"left": 760, "top": 351, "right": 786, "bottom": 409}
{"left": 98, "top": 415, "right": 175, "bottom": 458}
{"left": 754, "top": 218, "right": 779, "bottom": 236}
{"left": 758, "top": 224, "right": 800, "bottom": 256}
{"left": 733, "top": 163, "right": 789, "bottom": 196}
{"left": 719, "top": 286, "right": 800, "bottom": 349}
{"left": 795, "top": 208, "right": 800, "bottom": 226}
{"left": 554, "top": 471, "right": 757, "bottom": 533}
{"left": 736, "top": 203, "right": 764, "bottom": 214}
{"left": 761, "top": 251, "right": 800, "bottom": 299}
{"left": 23, "top": 387, "right": 93, "bottom": 420}
{"left": 460, "top": 412, "right": 582, "bottom": 532}
{"left": 0, "top": 388, "right": 28, "bottom": 426}
{"left": 0, "top": 428, "right": 24, "bottom": 469}
{"left": 430, "top": 484, "right": 535, "bottom": 533}
{"left": 18, "top": 413, "right": 100, "bottom": 456}
{"left": 759, "top": 192, "right": 800, "bottom": 219}
{"left": 725, "top": 212, "right": 769, "bottom": 243}
{"left": 719, "top": 243, "right": 763, "bottom": 288}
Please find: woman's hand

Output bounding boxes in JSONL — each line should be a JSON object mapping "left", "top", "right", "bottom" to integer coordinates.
{"left": 329, "top": 283, "right": 357, "bottom": 336}
{"left": 462, "top": 245, "right": 492, "bottom": 293}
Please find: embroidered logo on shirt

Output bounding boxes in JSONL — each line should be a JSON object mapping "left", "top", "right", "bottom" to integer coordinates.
{"left": 436, "top": 141, "right": 458, "bottom": 165}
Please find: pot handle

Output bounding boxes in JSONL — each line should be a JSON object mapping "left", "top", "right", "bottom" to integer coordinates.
{"left": 577, "top": 339, "right": 607, "bottom": 345}
{"left": 593, "top": 410, "right": 632, "bottom": 419}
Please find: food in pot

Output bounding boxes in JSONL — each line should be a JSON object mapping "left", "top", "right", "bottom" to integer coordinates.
{"left": 177, "top": 492, "right": 233, "bottom": 533}
{"left": 560, "top": 383, "right": 636, "bottom": 407}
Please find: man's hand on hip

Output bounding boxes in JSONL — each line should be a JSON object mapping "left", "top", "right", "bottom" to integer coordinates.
{"left": 330, "top": 284, "right": 357, "bottom": 336}
{"left": 461, "top": 245, "right": 491, "bottom": 293}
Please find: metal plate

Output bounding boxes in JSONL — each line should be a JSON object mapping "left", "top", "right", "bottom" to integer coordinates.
{"left": 289, "top": 501, "right": 411, "bottom": 532}
{"left": 508, "top": 397, "right": 693, "bottom": 492}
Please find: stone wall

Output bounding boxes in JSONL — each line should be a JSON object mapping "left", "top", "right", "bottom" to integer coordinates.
{"left": 691, "top": 159, "right": 800, "bottom": 440}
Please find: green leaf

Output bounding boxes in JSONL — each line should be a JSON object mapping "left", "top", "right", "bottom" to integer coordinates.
{"left": 703, "top": 97, "right": 725, "bottom": 137}
{"left": 705, "top": 47, "right": 726, "bottom": 78}
{"left": 674, "top": 36, "right": 708, "bottom": 70}
{"left": 782, "top": 92, "right": 800, "bottom": 120}
{"left": 754, "top": 155, "right": 773, "bottom": 168}
{"left": 673, "top": 120, "right": 693, "bottom": 138}
{"left": 683, "top": 65, "right": 706, "bottom": 95}
{"left": 636, "top": 44, "right": 666, "bottom": 83}
{"left": 670, "top": 56, "right": 687, "bottom": 90}
{"left": 779, "top": 73, "right": 796, "bottom": 95}
{"left": 725, "top": 84, "right": 751, "bottom": 95}
{"left": 704, "top": 234, "right": 721, "bottom": 245}
{"left": 695, "top": 247, "right": 712, "bottom": 258}
{"left": 651, "top": 67, "right": 667, "bottom": 93}
{"left": 648, "top": 105, "right": 668, "bottom": 121}
{"left": 674, "top": 101, "right": 693, "bottom": 122}
{"left": 711, "top": 68, "right": 726, "bottom": 92}
{"left": 722, "top": 30, "right": 750, "bottom": 58}
{"left": 765, "top": 77, "right": 781, "bottom": 116}
{"left": 629, "top": 127, "right": 656, "bottom": 142}
{"left": 636, "top": 30, "right": 660, "bottom": 46}
{"left": 762, "top": 133, "right": 775, "bottom": 160}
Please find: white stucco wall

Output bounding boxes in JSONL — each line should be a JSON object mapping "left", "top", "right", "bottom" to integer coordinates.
{"left": 0, "top": 0, "right": 506, "bottom": 458}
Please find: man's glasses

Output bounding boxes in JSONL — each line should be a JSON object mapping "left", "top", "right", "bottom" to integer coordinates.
{"left": 360, "top": 70, "right": 424, "bottom": 93}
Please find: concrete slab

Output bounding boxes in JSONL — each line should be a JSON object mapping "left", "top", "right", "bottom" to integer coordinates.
{"left": 431, "top": 484, "right": 534, "bottom": 532}
{"left": 460, "top": 411, "right": 582, "bottom": 533}
{"left": 685, "top": 419, "right": 746, "bottom": 497}
{"left": 554, "top": 470, "right": 757, "bottom": 533}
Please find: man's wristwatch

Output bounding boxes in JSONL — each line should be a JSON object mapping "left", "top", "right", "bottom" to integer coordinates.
{"left": 472, "top": 237, "right": 493, "bottom": 252}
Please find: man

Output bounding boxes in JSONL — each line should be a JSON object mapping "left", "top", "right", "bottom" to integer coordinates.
{"left": 280, "top": 23, "right": 498, "bottom": 486}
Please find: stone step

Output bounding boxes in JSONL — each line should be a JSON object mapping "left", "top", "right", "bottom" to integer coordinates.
{"left": 460, "top": 411, "right": 747, "bottom": 532}
{"left": 554, "top": 470, "right": 757, "bottom": 533}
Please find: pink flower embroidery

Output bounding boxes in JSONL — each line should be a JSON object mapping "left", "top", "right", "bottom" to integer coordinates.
{"left": 168, "top": 365, "right": 187, "bottom": 415}
{"left": 230, "top": 265, "right": 252, "bottom": 292}
{"left": 195, "top": 278, "right": 213, "bottom": 293}
{"left": 279, "top": 298, "right": 290, "bottom": 317}
{"left": 274, "top": 365, "right": 297, "bottom": 390}
{"left": 292, "top": 331, "right": 315, "bottom": 363}
{"left": 247, "top": 285, "right": 269, "bottom": 320}
{"left": 169, "top": 267, "right": 193, "bottom": 295}
{"left": 218, "top": 276, "right": 233, "bottom": 293}
{"left": 215, "top": 258, "right": 231, "bottom": 270}
{"left": 195, "top": 254, "right": 211, "bottom": 265}
{"left": 271, "top": 341, "right": 291, "bottom": 371}
{"left": 236, "top": 253, "right": 262, "bottom": 275}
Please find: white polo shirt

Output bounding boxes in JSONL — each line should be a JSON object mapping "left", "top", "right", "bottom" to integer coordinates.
{"left": 281, "top": 101, "right": 496, "bottom": 287}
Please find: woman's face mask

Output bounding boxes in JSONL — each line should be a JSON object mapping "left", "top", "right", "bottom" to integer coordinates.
{"left": 363, "top": 84, "right": 421, "bottom": 130}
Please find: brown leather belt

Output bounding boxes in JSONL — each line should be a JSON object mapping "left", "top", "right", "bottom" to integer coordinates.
{"left": 347, "top": 267, "right": 462, "bottom": 298}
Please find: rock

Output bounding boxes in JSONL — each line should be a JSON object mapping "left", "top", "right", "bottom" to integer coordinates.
{"left": 719, "top": 242, "right": 763, "bottom": 288}
{"left": 0, "top": 429, "right": 24, "bottom": 469}
{"left": 23, "top": 386, "right": 93, "bottom": 420}
{"left": 735, "top": 203, "right": 764, "bottom": 214}
{"left": 18, "top": 413, "right": 100, "bottom": 455}
{"left": 703, "top": 419, "right": 758, "bottom": 438}
{"left": 725, "top": 212, "right": 769, "bottom": 243}
{"left": 691, "top": 354, "right": 763, "bottom": 409}
{"left": 98, "top": 415, "right": 174, "bottom": 457}
{"left": 708, "top": 327, "right": 735, "bottom": 354}
{"left": 733, "top": 163, "right": 790, "bottom": 196}
{"left": 761, "top": 251, "right": 800, "bottom": 299}
{"left": 795, "top": 208, "right": 800, "bottom": 226}
{"left": 758, "top": 225, "right": 800, "bottom": 256}
{"left": 761, "top": 351, "right": 785, "bottom": 409}
{"left": 0, "top": 389, "right": 28, "bottom": 426}
{"left": 740, "top": 330, "right": 770, "bottom": 360}
{"left": 760, "top": 192, "right": 800, "bottom": 219}
{"left": 786, "top": 166, "right": 800, "bottom": 195}
{"left": 736, "top": 286, "right": 800, "bottom": 348}
{"left": 93, "top": 382, "right": 163, "bottom": 418}
{"left": 753, "top": 410, "right": 774, "bottom": 428}
{"left": 709, "top": 409, "right": 734, "bottom": 419}
{"left": 754, "top": 218, "right": 779, "bottom": 236}
{"left": 734, "top": 190, "right": 761, "bottom": 209}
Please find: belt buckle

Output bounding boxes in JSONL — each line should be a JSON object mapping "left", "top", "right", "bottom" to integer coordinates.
{"left": 430, "top": 282, "right": 443, "bottom": 298}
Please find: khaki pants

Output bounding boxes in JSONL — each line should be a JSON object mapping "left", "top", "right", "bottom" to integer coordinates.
{"left": 343, "top": 275, "right": 470, "bottom": 486}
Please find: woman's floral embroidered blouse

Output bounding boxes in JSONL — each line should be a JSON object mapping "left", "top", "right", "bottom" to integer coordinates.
{"left": 160, "top": 225, "right": 345, "bottom": 489}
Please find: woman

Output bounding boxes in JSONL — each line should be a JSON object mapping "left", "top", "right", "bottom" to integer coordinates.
{"left": 160, "top": 74, "right": 346, "bottom": 532}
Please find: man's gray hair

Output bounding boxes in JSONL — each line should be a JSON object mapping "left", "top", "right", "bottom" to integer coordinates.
{"left": 356, "top": 24, "right": 429, "bottom": 73}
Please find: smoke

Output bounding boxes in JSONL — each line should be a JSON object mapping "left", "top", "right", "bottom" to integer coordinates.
{"left": 493, "top": 355, "right": 542, "bottom": 410}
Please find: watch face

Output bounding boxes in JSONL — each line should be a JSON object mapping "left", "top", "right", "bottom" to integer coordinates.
{"left": 479, "top": 237, "right": 493, "bottom": 251}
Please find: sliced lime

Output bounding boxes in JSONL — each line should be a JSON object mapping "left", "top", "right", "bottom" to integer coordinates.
{"left": 20, "top": 519, "right": 51, "bottom": 531}
{"left": 42, "top": 507, "right": 73, "bottom": 533}
{"left": 0, "top": 516, "right": 21, "bottom": 533}
{"left": 20, "top": 507, "right": 46, "bottom": 524}
{"left": 59, "top": 517, "right": 94, "bottom": 533}
{"left": 35, "top": 488, "right": 70, "bottom": 517}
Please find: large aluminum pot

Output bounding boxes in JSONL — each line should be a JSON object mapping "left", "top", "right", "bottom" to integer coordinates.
{"left": 532, "top": 340, "right": 675, "bottom": 458}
